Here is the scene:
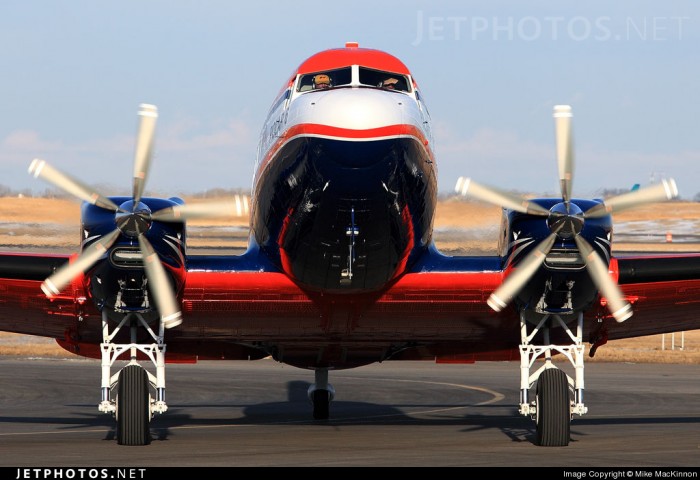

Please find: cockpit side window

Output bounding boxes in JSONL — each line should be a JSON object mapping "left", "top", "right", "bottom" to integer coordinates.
{"left": 358, "top": 67, "right": 411, "bottom": 92}
{"left": 297, "top": 67, "right": 352, "bottom": 92}
{"left": 267, "top": 88, "right": 290, "bottom": 116}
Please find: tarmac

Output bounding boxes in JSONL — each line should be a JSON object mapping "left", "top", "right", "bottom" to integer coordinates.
{"left": 0, "top": 358, "right": 698, "bottom": 467}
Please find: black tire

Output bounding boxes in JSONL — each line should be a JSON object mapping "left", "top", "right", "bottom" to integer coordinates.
{"left": 117, "top": 365, "right": 151, "bottom": 446}
{"left": 312, "top": 389, "right": 330, "bottom": 420}
{"left": 535, "top": 368, "right": 571, "bottom": 447}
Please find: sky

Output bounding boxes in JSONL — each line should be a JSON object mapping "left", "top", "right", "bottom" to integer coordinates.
{"left": 1, "top": 1, "right": 699, "bottom": 198}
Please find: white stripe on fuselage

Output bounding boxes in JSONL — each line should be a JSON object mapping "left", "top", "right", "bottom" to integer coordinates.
{"left": 287, "top": 88, "right": 416, "bottom": 130}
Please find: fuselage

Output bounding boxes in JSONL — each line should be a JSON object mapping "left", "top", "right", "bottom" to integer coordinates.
{"left": 250, "top": 44, "right": 437, "bottom": 292}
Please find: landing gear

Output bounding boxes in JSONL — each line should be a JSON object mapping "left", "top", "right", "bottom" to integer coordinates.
{"left": 308, "top": 368, "right": 335, "bottom": 420}
{"left": 519, "top": 311, "right": 587, "bottom": 447}
{"left": 116, "top": 365, "right": 151, "bottom": 446}
{"left": 340, "top": 207, "right": 359, "bottom": 285}
{"left": 535, "top": 368, "right": 570, "bottom": 447}
{"left": 312, "top": 389, "right": 331, "bottom": 420}
{"left": 98, "top": 311, "right": 168, "bottom": 446}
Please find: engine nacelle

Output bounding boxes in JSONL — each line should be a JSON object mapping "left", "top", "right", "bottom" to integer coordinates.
{"left": 81, "top": 196, "right": 187, "bottom": 322}
{"left": 502, "top": 198, "right": 613, "bottom": 315}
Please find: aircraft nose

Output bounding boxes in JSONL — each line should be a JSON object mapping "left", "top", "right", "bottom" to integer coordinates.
{"left": 294, "top": 88, "right": 405, "bottom": 130}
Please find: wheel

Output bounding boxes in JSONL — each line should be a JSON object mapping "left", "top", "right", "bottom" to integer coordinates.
{"left": 535, "top": 368, "right": 571, "bottom": 447}
{"left": 312, "top": 389, "right": 330, "bottom": 420}
{"left": 116, "top": 365, "right": 151, "bottom": 446}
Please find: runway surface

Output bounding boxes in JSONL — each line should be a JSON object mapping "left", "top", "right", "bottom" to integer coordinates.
{"left": 0, "top": 358, "right": 698, "bottom": 467}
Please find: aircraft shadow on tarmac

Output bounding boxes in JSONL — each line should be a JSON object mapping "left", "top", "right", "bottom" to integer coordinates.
{"left": 141, "top": 380, "right": 532, "bottom": 442}
{"left": 156, "top": 381, "right": 700, "bottom": 443}
{"left": 2, "top": 380, "right": 698, "bottom": 446}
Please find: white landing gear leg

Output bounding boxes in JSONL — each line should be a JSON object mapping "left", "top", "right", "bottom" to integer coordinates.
{"left": 518, "top": 311, "right": 587, "bottom": 447}
{"left": 307, "top": 368, "right": 335, "bottom": 420}
{"left": 97, "top": 311, "right": 168, "bottom": 445}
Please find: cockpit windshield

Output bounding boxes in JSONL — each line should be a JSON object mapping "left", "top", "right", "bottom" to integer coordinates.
{"left": 297, "top": 67, "right": 352, "bottom": 92}
{"left": 359, "top": 67, "right": 411, "bottom": 92}
{"left": 296, "top": 66, "right": 412, "bottom": 93}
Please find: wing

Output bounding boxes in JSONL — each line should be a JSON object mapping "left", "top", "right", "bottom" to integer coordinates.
{"left": 2, "top": 247, "right": 699, "bottom": 363}
{"left": 0, "top": 253, "right": 74, "bottom": 338}
{"left": 0, "top": 247, "right": 511, "bottom": 362}
{"left": 383, "top": 250, "right": 700, "bottom": 360}
{"left": 608, "top": 253, "right": 700, "bottom": 339}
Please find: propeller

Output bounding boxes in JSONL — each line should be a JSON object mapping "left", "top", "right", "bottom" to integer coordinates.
{"left": 574, "top": 235, "right": 632, "bottom": 323}
{"left": 554, "top": 105, "right": 574, "bottom": 204}
{"left": 40, "top": 229, "right": 121, "bottom": 298}
{"left": 29, "top": 159, "right": 121, "bottom": 212}
{"left": 132, "top": 104, "right": 158, "bottom": 204}
{"left": 139, "top": 235, "right": 182, "bottom": 329}
{"left": 29, "top": 104, "right": 249, "bottom": 329}
{"left": 584, "top": 179, "right": 678, "bottom": 218}
{"left": 456, "top": 105, "right": 678, "bottom": 322}
{"left": 455, "top": 177, "right": 549, "bottom": 216}
{"left": 151, "top": 195, "right": 249, "bottom": 222}
{"left": 487, "top": 233, "right": 556, "bottom": 312}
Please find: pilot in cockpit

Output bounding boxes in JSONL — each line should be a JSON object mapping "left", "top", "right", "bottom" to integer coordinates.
{"left": 379, "top": 77, "right": 399, "bottom": 90}
{"left": 313, "top": 74, "right": 331, "bottom": 89}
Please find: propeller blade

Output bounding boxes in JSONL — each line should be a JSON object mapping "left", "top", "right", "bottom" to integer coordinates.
{"left": 151, "top": 195, "right": 250, "bottom": 222}
{"left": 584, "top": 179, "right": 679, "bottom": 218}
{"left": 132, "top": 104, "right": 158, "bottom": 204}
{"left": 28, "top": 159, "right": 120, "bottom": 212}
{"left": 574, "top": 236, "right": 632, "bottom": 322}
{"left": 234, "top": 194, "right": 250, "bottom": 217}
{"left": 553, "top": 105, "right": 574, "bottom": 203}
{"left": 41, "top": 229, "right": 121, "bottom": 298}
{"left": 138, "top": 235, "right": 182, "bottom": 329}
{"left": 455, "top": 177, "right": 549, "bottom": 216}
{"left": 487, "top": 233, "right": 557, "bottom": 312}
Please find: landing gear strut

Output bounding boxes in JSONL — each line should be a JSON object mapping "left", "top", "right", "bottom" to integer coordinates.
{"left": 308, "top": 368, "right": 335, "bottom": 420}
{"left": 518, "top": 311, "right": 588, "bottom": 447}
{"left": 98, "top": 310, "right": 168, "bottom": 445}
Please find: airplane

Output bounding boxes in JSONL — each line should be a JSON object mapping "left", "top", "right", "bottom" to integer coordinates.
{"left": 1, "top": 41, "right": 699, "bottom": 447}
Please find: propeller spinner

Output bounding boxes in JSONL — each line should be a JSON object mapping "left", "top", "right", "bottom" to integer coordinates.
{"left": 29, "top": 104, "right": 249, "bottom": 329}
{"left": 456, "top": 105, "right": 678, "bottom": 322}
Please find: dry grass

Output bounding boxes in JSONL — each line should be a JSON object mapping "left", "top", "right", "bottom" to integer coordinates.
{"left": 0, "top": 198, "right": 80, "bottom": 224}
{"left": 1, "top": 197, "right": 699, "bottom": 362}
{"left": 588, "top": 330, "right": 700, "bottom": 364}
{"left": 435, "top": 198, "right": 502, "bottom": 228}
{"left": 0, "top": 332, "right": 76, "bottom": 358}
{"left": 435, "top": 199, "right": 700, "bottom": 226}
{"left": 2, "top": 330, "right": 699, "bottom": 363}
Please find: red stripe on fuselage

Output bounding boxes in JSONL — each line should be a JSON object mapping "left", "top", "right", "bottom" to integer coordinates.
{"left": 392, "top": 204, "right": 415, "bottom": 281}
{"left": 278, "top": 207, "right": 295, "bottom": 278}
{"left": 256, "top": 123, "right": 434, "bottom": 185}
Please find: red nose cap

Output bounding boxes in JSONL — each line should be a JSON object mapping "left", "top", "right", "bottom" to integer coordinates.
{"left": 345, "top": 41, "right": 359, "bottom": 48}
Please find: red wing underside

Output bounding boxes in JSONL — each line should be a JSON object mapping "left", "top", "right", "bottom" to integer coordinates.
{"left": 1, "top": 253, "right": 700, "bottom": 365}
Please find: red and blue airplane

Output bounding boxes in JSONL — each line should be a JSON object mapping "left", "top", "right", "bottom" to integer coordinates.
{"left": 2, "top": 42, "right": 699, "bottom": 447}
